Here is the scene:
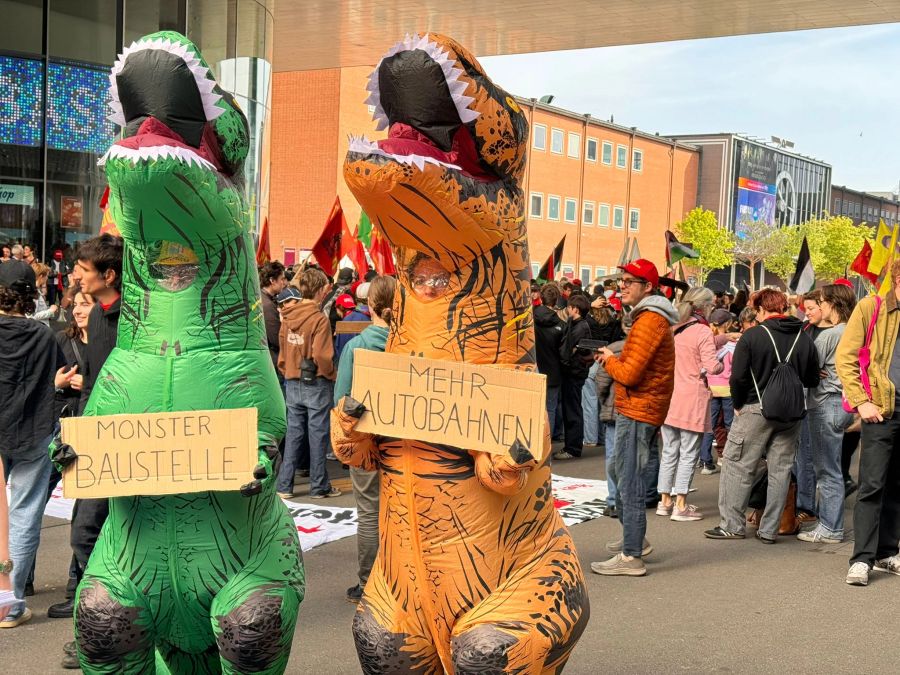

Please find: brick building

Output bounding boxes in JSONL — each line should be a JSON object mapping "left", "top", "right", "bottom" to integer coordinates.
{"left": 830, "top": 185, "right": 900, "bottom": 229}
{"left": 270, "top": 72, "right": 700, "bottom": 278}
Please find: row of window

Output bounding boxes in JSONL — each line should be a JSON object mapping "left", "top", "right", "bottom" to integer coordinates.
{"left": 529, "top": 193, "right": 639, "bottom": 231}
{"left": 528, "top": 263, "right": 609, "bottom": 286}
{"left": 532, "top": 124, "right": 643, "bottom": 171}
{"left": 834, "top": 197, "right": 899, "bottom": 223}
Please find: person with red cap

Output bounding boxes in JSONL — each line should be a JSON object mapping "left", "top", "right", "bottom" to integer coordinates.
{"left": 591, "top": 259, "right": 678, "bottom": 576}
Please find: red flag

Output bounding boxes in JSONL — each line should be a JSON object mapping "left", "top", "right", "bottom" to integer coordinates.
{"left": 851, "top": 240, "right": 878, "bottom": 284}
{"left": 368, "top": 227, "right": 397, "bottom": 275}
{"left": 255, "top": 217, "right": 271, "bottom": 265}
{"left": 312, "top": 197, "right": 346, "bottom": 277}
{"left": 341, "top": 217, "right": 369, "bottom": 280}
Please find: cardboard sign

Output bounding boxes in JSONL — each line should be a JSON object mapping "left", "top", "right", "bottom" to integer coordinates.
{"left": 335, "top": 320, "right": 371, "bottom": 335}
{"left": 351, "top": 351, "right": 547, "bottom": 459}
{"left": 61, "top": 409, "right": 258, "bottom": 499}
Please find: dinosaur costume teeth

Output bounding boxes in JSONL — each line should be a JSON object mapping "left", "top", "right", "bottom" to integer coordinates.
{"left": 98, "top": 144, "right": 217, "bottom": 171}
{"left": 337, "top": 33, "right": 589, "bottom": 674}
{"left": 69, "top": 31, "right": 303, "bottom": 674}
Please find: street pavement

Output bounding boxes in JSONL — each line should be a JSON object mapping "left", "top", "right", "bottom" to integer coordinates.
{"left": 1, "top": 444, "right": 896, "bottom": 674}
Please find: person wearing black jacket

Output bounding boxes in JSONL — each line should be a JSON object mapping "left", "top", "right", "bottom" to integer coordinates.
{"left": 555, "top": 293, "right": 592, "bottom": 460}
{"left": 259, "top": 261, "right": 287, "bottom": 373}
{"left": 534, "top": 285, "right": 566, "bottom": 439}
{"left": 0, "top": 274, "right": 65, "bottom": 629}
{"left": 706, "top": 288, "right": 820, "bottom": 543}
{"left": 48, "top": 235, "right": 122, "bottom": 633}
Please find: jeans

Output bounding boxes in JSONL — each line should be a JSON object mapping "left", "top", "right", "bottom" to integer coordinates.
{"left": 561, "top": 374, "right": 586, "bottom": 456}
{"left": 613, "top": 414, "right": 659, "bottom": 558}
{"left": 700, "top": 397, "right": 734, "bottom": 465}
{"left": 2, "top": 434, "right": 52, "bottom": 620}
{"left": 851, "top": 412, "right": 900, "bottom": 566}
{"left": 581, "top": 363, "right": 599, "bottom": 445}
{"left": 277, "top": 377, "right": 334, "bottom": 496}
{"left": 350, "top": 467, "right": 380, "bottom": 586}
{"left": 604, "top": 421, "right": 618, "bottom": 508}
{"left": 717, "top": 404, "right": 801, "bottom": 538}
{"left": 659, "top": 426, "right": 703, "bottom": 495}
{"left": 546, "top": 385, "right": 561, "bottom": 440}
{"left": 794, "top": 417, "right": 817, "bottom": 515}
{"left": 807, "top": 394, "right": 853, "bottom": 538}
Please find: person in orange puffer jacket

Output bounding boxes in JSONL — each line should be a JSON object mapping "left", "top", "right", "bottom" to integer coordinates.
{"left": 592, "top": 259, "right": 677, "bottom": 577}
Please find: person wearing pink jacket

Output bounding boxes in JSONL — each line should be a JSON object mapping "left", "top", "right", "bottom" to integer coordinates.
{"left": 657, "top": 288, "right": 723, "bottom": 522}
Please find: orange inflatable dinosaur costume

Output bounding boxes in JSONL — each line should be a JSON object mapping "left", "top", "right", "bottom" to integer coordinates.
{"left": 332, "top": 34, "right": 589, "bottom": 673}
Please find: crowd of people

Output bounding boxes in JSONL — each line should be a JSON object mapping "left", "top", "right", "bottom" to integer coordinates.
{"left": 2, "top": 236, "right": 900, "bottom": 665}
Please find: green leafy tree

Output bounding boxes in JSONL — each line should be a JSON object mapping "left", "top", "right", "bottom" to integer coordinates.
{"left": 674, "top": 207, "right": 733, "bottom": 285}
{"left": 762, "top": 224, "right": 804, "bottom": 288}
{"left": 731, "top": 216, "right": 783, "bottom": 290}
{"left": 801, "top": 214, "right": 872, "bottom": 281}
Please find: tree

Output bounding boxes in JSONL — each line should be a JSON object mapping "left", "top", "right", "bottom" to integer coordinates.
{"left": 801, "top": 214, "right": 872, "bottom": 281}
{"left": 731, "top": 216, "right": 784, "bottom": 290}
{"left": 762, "top": 224, "right": 804, "bottom": 288}
{"left": 674, "top": 207, "right": 733, "bottom": 285}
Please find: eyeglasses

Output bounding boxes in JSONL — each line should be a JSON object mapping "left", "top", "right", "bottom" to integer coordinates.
{"left": 619, "top": 278, "right": 647, "bottom": 288}
{"left": 412, "top": 275, "right": 450, "bottom": 290}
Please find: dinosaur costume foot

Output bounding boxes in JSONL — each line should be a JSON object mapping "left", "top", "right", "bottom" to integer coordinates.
{"left": 75, "top": 575, "right": 301, "bottom": 674}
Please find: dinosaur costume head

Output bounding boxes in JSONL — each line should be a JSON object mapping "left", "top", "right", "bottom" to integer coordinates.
{"left": 99, "top": 31, "right": 265, "bottom": 354}
{"left": 344, "top": 33, "right": 535, "bottom": 365}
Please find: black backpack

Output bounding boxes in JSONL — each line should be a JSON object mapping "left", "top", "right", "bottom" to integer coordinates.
{"left": 751, "top": 327, "right": 807, "bottom": 423}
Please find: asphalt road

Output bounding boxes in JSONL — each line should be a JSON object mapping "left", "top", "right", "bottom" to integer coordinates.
{"left": 1, "top": 444, "right": 895, "bottom": 674}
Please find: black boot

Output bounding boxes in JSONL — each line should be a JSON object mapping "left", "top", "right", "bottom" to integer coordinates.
{"left": 48, "top": 598, "right": 74, "bottom": 619}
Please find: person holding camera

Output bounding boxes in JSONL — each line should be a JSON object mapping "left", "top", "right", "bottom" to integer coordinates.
{"left": 276, "top": 268, "right": 341, "bottom": 499}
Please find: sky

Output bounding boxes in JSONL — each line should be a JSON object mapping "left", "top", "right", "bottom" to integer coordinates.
{"left": 481, "top": 23, "right": 900, "bottom": 192}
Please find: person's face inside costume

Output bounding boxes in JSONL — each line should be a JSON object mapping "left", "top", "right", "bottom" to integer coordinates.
{"left": 410, "top": 256, "right": 450, "bottom": 301}
{"left": 72, "top": 292, "right": 95, "bottom": 330}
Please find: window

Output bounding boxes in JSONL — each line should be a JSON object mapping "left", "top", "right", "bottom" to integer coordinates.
{"left": 616, "top": 145, "right": 627, "bottom": 168}
{"left": 594, "top": 266, "right": 606, "bottom": 278}
{"left": 613, "top": 206, "right": 625, "bottom": 229}
{"left": 834, "top": 198, "right": 841, "bottom": 214}
{"left": 580, "top": 266, "right": 592, "bottom": 286}
{"left": 564, "top": 198, "right": 577, "bottom": 223}
{"left": 530, "top": 192, "right": 543, "bottom": 218}
{"left": 598, "top": 203, "right": 610, "bottom": 227}
{"left": 532, "top": 124, "right": 547, "bottom": 151}
{"left": 632, "top": 149, "right": 643, "bottom": 172}
{"left": 562, "top": 264, "right": 575, "bottom": 279}
{"left": 548, "top": 195, "right": 561, "bottom": 220}
{"left": 531, "top": 262, "right": 540, "bottom": 278}
{"left": 586, "top": 137, "right": 598, "bottom": 161}
{"left": 583, "top": 201, "right": 595, "bottom": 225}
{"left": 567, "top": 132, "right": 580, "bottom": 159}
{"left": 629, "top": 208, "right": 640, "bottom": 231}
{"left": 601, "top": 141, "right": 613, "bottom": 165}
{"left": 550, "top": 128, "right": 564, "bottom": 154}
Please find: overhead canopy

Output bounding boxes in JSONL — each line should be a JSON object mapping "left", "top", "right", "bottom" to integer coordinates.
{"left": 273, "top": 0, "right": 900, "bottom": 71}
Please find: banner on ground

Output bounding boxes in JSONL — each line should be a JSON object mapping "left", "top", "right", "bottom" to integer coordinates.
{"left": 37, "top": 484, "right": 360, "bottom": 552}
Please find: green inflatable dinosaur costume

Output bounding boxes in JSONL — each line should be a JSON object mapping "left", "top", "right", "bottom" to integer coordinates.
{"left": 56, "top": 32, "right": 304, "bottom": 674}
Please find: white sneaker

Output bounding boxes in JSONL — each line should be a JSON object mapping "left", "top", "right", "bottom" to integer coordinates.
{"left": 797, "top": 528, "right": 842, "bottom": 544}
{"left": 846, "top": 562, "right": 870, "bottom": 586}
{"left": 874, "top": 555, "right": 900, "bottom": 575}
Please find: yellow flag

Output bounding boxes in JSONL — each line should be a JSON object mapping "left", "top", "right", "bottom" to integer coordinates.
{"left": 877, "top": 223, "right": 899, "bottom": 297}
{"left": 867, "top": 219, "right": 894, "bottom": 275}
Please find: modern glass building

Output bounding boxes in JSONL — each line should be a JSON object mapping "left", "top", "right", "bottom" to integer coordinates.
{"left": 0, "top": 0, "right": 273, "bottom": 259}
